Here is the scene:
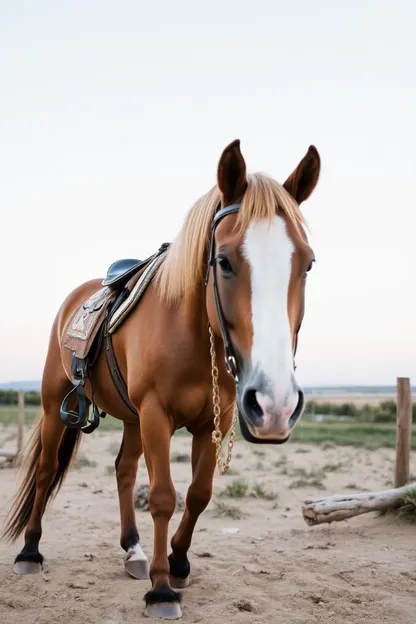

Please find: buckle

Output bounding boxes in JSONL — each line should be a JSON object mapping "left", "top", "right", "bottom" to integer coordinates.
{"left": 225, "top": 354, "right": 239, "bottom": 383}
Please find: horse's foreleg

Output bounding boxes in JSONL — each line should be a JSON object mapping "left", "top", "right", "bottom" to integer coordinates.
{"left": 169, "top": 424, "right": 217, "bottom": 588}
{"left": 139, "top": 397, "right": 180, "bottom": 619}
{"left": 115, "top": 422, "right": 149, "bottom": 579}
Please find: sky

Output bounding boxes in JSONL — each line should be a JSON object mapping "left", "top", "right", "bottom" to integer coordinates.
{"left": 0, "top": 0, "right": 415, "bottom": 386}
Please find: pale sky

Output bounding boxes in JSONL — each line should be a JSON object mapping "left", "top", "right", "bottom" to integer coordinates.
{"left": 0, "top": 1, "right": 415, "bottom": 386}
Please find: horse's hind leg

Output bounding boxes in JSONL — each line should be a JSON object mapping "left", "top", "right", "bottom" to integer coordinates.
{"left": 3, "top": 336, "right": 80, "bottom": 575}
{"left": 13, "top": 401, "right": 68, "bottom": 574}
{"left": 115, "top": 422, "right": 149, "bottom": 579}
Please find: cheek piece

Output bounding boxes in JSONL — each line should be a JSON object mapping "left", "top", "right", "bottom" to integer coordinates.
{"left": 205, "top": 203, "right": 242, "bottom": 383}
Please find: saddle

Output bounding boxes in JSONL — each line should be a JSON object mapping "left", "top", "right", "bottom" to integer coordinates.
{"left": 60, "top": 242, "right": 170, "bottom": 434}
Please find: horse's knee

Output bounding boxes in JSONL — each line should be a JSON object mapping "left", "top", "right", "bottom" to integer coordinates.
{"left": 149, "top": 482, "right": 176, "bottom": 520}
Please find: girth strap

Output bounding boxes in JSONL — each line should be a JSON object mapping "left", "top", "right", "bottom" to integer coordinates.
{"left": 103, "top": 316, "right": 138, "bottom": 416}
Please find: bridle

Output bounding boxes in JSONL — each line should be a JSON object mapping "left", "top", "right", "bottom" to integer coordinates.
{"left": 204, "top": 201, "right": 301, "bottom": 385}
{"left": 205, "top": 202, "right": 242, "bottom": 383}
{"left": 204, "top": 200, "right": 303, "bottom": 470}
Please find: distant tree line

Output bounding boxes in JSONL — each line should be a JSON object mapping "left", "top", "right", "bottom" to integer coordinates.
{"left": 305, "top": 400, "right": 416, "bottom": 423}
{"left": 0, "top": 390, "right": 41, "bottom": 406}
{"left": 0, "top": 391, "right": 415, "bottom": 423}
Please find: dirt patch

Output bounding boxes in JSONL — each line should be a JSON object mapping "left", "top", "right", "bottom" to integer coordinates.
{"left": 1, "top": 426, "right": 416, "bottom": 623}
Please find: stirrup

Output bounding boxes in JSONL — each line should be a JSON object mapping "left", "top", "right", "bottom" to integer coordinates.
{"left": 60, "top": 354, "right": 105, "bottom": 434}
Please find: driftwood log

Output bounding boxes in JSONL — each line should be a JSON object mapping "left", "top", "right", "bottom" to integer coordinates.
{"left": 302, "top": 482, "right": 416, "bottom": 526}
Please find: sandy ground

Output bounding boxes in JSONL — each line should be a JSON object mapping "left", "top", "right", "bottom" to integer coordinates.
{"left": 1, "top": 425, "right": 416, "bottom": 624}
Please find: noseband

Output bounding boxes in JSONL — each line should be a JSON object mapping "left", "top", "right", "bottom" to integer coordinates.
{"left": 204, "top": 201, "right": 300, "bottom": 384}
{"left": 204, "top": 202, "right": 242, "bottom": 383}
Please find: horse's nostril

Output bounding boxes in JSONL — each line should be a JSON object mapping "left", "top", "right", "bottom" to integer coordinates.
{"left": 242, "top": 388, "right": 264, "bottom": 424}
{"left": 289, "top": 390, "right": 304, "bottom": 427}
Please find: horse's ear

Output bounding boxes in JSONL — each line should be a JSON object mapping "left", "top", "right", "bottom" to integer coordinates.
{"left": 283, "top": 145, "right": 321, "bottom": 204}
{"left": 217, "top": 139, "right": 247, "bottom": 205}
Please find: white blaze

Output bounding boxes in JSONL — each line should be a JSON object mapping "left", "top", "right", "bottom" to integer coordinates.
{"left": 242, "top": 216, "right": 295, "bottom": 405}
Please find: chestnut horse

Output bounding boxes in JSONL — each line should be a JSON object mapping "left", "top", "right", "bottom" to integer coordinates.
{"left": 3, "top": 139, "right": 320, "bottom": 619}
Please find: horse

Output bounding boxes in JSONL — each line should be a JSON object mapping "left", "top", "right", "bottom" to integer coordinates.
{"left": 2, "top": 139, "right": 320, "bottom": 619}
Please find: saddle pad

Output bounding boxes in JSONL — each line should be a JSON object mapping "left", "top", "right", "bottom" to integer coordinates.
{"left": 107, "top": 248, "right": 168, "bottom": 334}
{"left": 63, "top": 287, "right": 116, "bottom": 360}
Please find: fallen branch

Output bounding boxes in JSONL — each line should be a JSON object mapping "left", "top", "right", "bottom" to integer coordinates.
{"left": 302, "top": 482, "right": 416, "bottom": 526}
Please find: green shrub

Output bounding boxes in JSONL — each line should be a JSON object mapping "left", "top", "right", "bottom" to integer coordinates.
{"left": 373, "top": 411, "right": 396, "bottom": 423}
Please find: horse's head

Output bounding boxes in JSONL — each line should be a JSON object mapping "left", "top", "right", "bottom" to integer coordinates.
{"left": 206, "top": 140, "right": 320, "bottom": 444}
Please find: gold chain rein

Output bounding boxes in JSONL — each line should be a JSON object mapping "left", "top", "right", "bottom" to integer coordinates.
{"left": 208, "top": 325, "right": 238, "bottom": 475}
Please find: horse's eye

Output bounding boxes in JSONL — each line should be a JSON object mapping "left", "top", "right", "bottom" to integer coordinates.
{"left": 218, "top": 257, "right": 233, "bottom": 274}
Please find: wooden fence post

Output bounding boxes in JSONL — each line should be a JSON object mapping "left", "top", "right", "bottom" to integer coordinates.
{"left": 16, "top": 391, "right": 24, "bottom": 465}
{"left": 395, "top": 378, "right": 412, "bottom": 488}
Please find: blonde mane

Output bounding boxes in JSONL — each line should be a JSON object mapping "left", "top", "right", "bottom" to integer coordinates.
{"left": 157, "top": 172, "right": 305, "bottom": 304}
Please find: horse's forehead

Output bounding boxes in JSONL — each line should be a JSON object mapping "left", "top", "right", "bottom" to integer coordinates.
{"left": 243, "top": 215, "right": 295, "bottom": 264}
{"left": 215, "top": 213, "right": 310, "bottom": 261}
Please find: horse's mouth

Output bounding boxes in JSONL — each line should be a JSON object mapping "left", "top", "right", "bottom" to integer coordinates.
{"left": 237, "top": 410, "right": 291, "bottom": 445}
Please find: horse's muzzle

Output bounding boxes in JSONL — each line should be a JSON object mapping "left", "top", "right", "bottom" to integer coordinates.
{"left": 238, "top": 382, "right": 305, "bottom": 445}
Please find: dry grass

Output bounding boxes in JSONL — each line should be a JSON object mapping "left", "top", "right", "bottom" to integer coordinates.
{"left": 289, "top": 467, "right": 325, "bottom": 489}
{"left": 171, "top": 452, "right": 190, "bottom": 463}
{"left": 251, "top": 483, "right": 278, "bottom": 501}
{"left": 219, "top": 479, "right": 249, "bottom": 499}
{"left": 322, "top": 462, "right": 344, "bottom": 472}
{"left": 212, "top": 500, "right": 244, "bottom": 520}
{"left": 273, "top": 456, "right": 288, "bottom": 468}
{"left": 74, "top": 454, "right": 97, "bottom": 469}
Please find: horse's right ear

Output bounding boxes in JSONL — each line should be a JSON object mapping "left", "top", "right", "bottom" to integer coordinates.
{"left": 217, "top": 139, "right": 247, "bottom": 206}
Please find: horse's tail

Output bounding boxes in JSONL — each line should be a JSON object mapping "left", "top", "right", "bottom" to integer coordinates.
{"left": 2, "top": 411, "right": 81, "bottom": 543}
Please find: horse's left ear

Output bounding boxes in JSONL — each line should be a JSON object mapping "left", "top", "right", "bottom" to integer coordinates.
{"left": 283, "top": 145, "right": 321, "bottom": 204}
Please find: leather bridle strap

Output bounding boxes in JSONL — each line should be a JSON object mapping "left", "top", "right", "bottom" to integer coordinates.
{"left": 205, "top": 202, "right": 242, "bottom": 383}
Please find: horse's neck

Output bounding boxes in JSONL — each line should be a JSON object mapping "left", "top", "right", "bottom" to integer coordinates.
{"left": 159, "top": 280, "right": 226, "bottom": 381}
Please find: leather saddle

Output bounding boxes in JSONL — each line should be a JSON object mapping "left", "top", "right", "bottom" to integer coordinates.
{"left": 103, "top": 257, "right": 149, "bottom": 289}
{"left": 60, "top": 242, "right": 170, "bottom": 434}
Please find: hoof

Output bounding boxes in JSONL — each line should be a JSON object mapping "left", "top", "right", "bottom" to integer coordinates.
{"left": 124, "top": 543, "right": 149, "bottom": 580}
{"left": 144, "top": 586, "right": 182, "bottom": 620}
{"left": 13, "top": 560, "right": 42, "bottom": 575}
{"left": 168, "top": 553, "right": 190, "bottom": 590}
{"left": 125, "top": 557, "right": 150, "bottom": 580}
{"left": 144, "top": 602, "right": 182, "bottom": 619}
{"left": 170, "top": 575, "right": 190, "bottom": 589}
